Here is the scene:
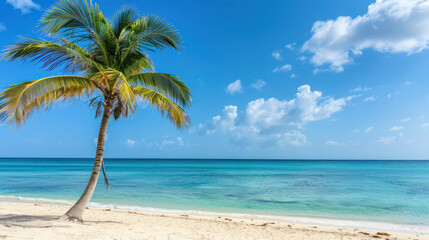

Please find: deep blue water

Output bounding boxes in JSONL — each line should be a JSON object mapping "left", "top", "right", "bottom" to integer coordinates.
{"left": 0, "top": 158, "right": 428, "bottom": 227}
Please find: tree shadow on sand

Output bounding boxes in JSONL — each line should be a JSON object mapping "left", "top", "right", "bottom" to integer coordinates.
{"left": 0, "top": 214, "right": 63, "bottom": 228}
{"left": 0, "top": 214, "right": 123, "bottom": 228}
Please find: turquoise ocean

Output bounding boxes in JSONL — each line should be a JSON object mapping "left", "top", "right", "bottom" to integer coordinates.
{"left": 0, "top": 158, "right": 428, "bottom": 232}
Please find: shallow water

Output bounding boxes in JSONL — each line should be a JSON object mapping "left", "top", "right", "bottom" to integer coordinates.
{"left": 0, "top": 158, "right": 428, "bottom": 227}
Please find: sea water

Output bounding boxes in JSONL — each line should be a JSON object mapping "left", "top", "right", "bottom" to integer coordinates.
{"left": 0, "top": 158, "right": 428, "bottom": 232}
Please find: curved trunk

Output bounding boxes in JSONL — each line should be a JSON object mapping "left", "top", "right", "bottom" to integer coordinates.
{"left": 61, "top": 99, "right": 113, "bottom": 222}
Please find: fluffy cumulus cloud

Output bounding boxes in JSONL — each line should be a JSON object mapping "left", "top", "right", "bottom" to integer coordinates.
{"left": 250, "top": 79, "right": 266, "bottom": 90}
{"left": 6, "top": 0, "right": 40, "bottom": 14}
{"left": 202, "top": 85, "right": 350, "bottom": 147}
{"left": 205, "top": 105, "right": 238, "bottom": 135}
{"left": 226, "top": 80, "right": 243, "bottom": 95}
{"left": 246, "top": 85, "right": 346, "bottom": 127}
{"left": 303, "top": 0, "right": 429, "bottom": 72}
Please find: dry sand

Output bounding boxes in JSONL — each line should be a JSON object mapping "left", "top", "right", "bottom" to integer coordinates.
{"left": 0, "top": 202, "right": 427, "bottom": 240}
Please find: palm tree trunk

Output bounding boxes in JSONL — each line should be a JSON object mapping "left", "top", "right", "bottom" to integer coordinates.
{"left": 61, "top": 99, "right": 113, "bottom": 222}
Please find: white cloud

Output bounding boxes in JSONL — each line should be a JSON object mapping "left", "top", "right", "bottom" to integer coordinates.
{"left": 389, "top": 125, "right": 403, "bottom": 131}
{"left": 272, "top": 50, "right": 282, "bottom": 60}
{"left": 250, "top": 79, "right": 266, "bottom": 90}
{"left": 298, "top": 56, "right": 307, "bottom": 62}
{"left": 377, "top": 136, "right": 397, "bottom": 144}
{"left": 303, "top": 0, "right": 429, "bottom": 72}
{"left": 387, "top": 91, "right": 399, "bottom": 98}
{"left": 421, "top": 122, "right": 429, "bottom": 128}
{"left": 350, "top": 86, "right": 372, "bottom": 92}
{"left": 143, "top": 137, "right": 187, "bottom": 149}
{"left": 124, "top": 138, "right": 136, "bottom": 148}
{"left": 203, "top": 85, "right": 349, "bottom": 147}
{"left": 346, "top": 94, "right": 362, "bottom": 101}
{"left": 273, "top": 64, "right": 292, "bottom": 73}
{"left": 285, "top": 43, "right": 296, "bottom": 50}
{"left": 246, "top": 85, "right": 347, "bottom": 127}
{"left": 355, "top": 126, "right": 374, "bottom": 133}
{"left": 6, "top": 0, "right": 40, "bottom": 14}
{"left": 226, "top": 80, "right": 242, "bottom": 95}
{"left": 364, "top": 96, "right": 377, "bottom": 102}
{"left": 290, "top": 73, "right": 297, "bottom": 78}
{"left": 325, "top": 140, "right": 342, "bottom": 146}
{"left": 205, "top": 105, "right": 238, "bottom": 135}
{"left": 401, "top": 118, "right": 411, "bottom": 122}
{"left": 278, "top": 131, "right": 307, "bottom": 146}
{"left": 298, "top": 56, "right": 307, "bottom": 61}
{"left": 160, "top": 137, "right": 184, "bottom": 148}
{"left": 176, "top": 137, "right": 184, "bottom": 145}
{"left": 364, "top": 126, "right": 374, "bottom": 133}
{"left": 0, "top": 23, "right": 6, "bottom": 32}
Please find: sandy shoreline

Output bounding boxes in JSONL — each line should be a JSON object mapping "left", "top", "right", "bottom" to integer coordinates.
{"left": 0, "top": 202, "right": 427, "bottom": 240}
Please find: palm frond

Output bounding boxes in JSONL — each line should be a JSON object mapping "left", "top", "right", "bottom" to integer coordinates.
{"left": 111, "top": 6, "right": 137, "bottom": 38}
{"left": 111, "top": 98, "right": 132, "bottom": 120}
{"left": 119, "top": 51, "right": 153, "bottom": 76}
{"left": 38, "top": 0, "right": 111, "bottom": 65}
{"left": 2, "top": 37, "right": 103, "bottom": 73}
{"left": 39, "top": 0, "right": 106, "bottom": 37}
{"left": 0, "top": 76, "right": 93, "bottom": 126}
{"left": 120, "top": 15, "right": 182, "bottom": 65}
{"left": 132, "top": 86, "right": 190, "bottom": 129}
{"left": 128, "top": 72, "right": 191, "bottom": 108}
{"left": 88, "top": 96, "right": 104, "bottom": 118}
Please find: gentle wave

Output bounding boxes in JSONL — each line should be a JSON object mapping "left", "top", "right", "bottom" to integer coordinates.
{"left": 1, "top": 195, "right": 428, "bottom": 234}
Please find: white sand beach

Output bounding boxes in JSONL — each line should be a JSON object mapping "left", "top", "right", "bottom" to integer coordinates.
{"left": 0, "top": 202, "right": 427, "bottom": 240}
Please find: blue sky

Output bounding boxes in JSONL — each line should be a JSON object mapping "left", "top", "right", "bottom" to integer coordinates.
{"left": 1, "top": 0, "right": 429, "bottom": 159}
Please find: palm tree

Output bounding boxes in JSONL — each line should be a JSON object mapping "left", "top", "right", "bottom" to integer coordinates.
{"left": 0, "top": 0, "right": 191, "bottom": 222}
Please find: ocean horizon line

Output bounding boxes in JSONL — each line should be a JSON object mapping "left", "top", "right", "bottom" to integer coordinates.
{"left": 0, "top": 157, "right": 429, "bottom": 161}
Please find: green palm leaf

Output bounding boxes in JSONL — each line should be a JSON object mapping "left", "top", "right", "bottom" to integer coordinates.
{"left": 132, "top": 86, "right": 190, "bottom": 129}
{"left": 128, "top": 72, "right": 191, "bottom": 108}
{"left": 0, "top": 76, "right": 93, "bottom": 126}
{"left": 120, "top": 15, "right": 182, "bottom": 65}
{"left": 39, "top": 0, "right": 111, "bottom": 65}
{"left": 2, "top": 38, "right": 103, "bottom": 72}
{"left": 111, "top": 6, "right": 137, "bottom": 38}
